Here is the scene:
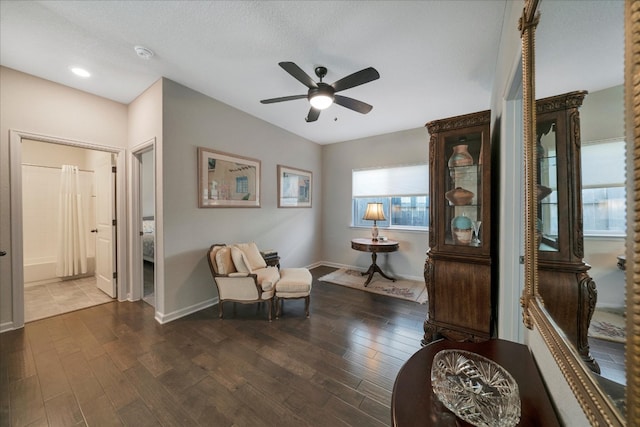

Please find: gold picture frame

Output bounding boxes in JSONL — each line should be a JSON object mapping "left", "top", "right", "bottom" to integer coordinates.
{"left": 520, "top": 0, "right": 638, "bottom": 424}
{"left": 197, "top": 147, "right": 261, "bottom": 208}
{"left": 277, "top": 165, "right": 312, "bottom": 208}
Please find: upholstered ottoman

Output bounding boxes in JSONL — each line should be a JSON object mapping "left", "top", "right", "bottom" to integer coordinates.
{"left": 275, "top": 268, "right": 312, "bottom": 318}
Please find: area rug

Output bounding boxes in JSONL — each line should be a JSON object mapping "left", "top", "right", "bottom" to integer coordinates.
{"left": 589, "top": 307, "right": 626, "bottom": 343}
{"left": 319, "top": 268, "right": 427, "bottom": 304}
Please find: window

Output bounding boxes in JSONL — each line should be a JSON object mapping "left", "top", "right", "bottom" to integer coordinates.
{"left": 236, "top": 176, "right": 248, "bottom": 194}
{"left": 581, "top": 140, "right": 626, "bottom": 236}
{"left": 352, "top": 164, "right": 428, "bottom": 231}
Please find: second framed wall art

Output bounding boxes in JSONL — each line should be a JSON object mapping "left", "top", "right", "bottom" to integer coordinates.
{"left": 277, "top": 165, "right": 312, "bottom": 208}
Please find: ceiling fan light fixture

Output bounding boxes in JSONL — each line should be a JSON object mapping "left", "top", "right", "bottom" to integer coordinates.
{"left": 309, "top": 84, "right": 335, "bottom": 110}
{"left": 261, "top": 62, "right": 379, "bottom": 121}
{"left": 309, "top": 93, "right": 334, "bottom": 110}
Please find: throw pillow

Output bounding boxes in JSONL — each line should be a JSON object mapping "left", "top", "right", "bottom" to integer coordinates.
{"left": 230, "top": 246, "right": 251, "bottom": 273}
{"left": 208, "top": 245, "right": 225, "bottom": 274}
{"left": 235, "top": 242, "right": 267, "bottom": 271}
{"left": 215, "top": 246, "right": 236, "bottom": 275}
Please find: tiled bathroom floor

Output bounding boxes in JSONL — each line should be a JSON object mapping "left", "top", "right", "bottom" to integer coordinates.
{"left": 24, "top": 276, "right": 114, "bottom": 322}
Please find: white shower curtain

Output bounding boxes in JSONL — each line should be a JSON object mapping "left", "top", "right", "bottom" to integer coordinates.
{"left": 56, "top": 165, "right": 87, "bottom": 277}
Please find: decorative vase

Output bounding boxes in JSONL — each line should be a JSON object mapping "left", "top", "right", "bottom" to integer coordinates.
{"left": 451, "top": 215, "right": 473, "bottom": 245}
{"left": 431, "top": 350, "right": 521, "bottom": 427}
{"left": 448, "top": 144, "right": 474, "bottom": 168}
{"left": 445, "top": 187, "right": 474, "bottom": 206}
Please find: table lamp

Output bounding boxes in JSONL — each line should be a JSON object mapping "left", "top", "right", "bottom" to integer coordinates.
{"left": 363, "top": 202, "right": 386, "bottom": 241}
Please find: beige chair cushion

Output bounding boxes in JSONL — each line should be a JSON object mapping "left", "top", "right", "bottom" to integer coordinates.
{"left": 254, "top": 266, "right": 280, "bottom": 292}
{"left": 230, "top": 246, "right": 250, "bottom": 273}
{"left": 215, "top": 246, "right": 236, "bottom": 275}
{"left": 276, "top": 268, "right": 312, "bottom": 295}
{"left": 209, "top": 245, "right": 226, "bottom": 274}
{"left": 234, "top": 242, "right": 267, "bottom": 271}
{"left": 215, "top": 276, "right": 259, "bottom": 300}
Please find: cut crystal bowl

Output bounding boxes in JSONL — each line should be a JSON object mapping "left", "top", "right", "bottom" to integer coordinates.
{"left": 431, "top": 350, "right": 521, "bottom": 427}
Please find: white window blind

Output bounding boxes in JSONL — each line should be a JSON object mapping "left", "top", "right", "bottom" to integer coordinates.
{"left": 352, "top": 164, "right": 428, "bottom": 197}
{"left": 581, "top": 140, "right": 625, "bottom": 187}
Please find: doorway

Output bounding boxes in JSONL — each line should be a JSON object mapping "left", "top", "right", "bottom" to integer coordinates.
{"left": 138, "top": 147, "right": 156, "bottom": 307}
{"left": 21, "top": 139, "right": 117, "bottom": 322}
{"left": 9, "top": 130, "right": 126, "bottom": 329}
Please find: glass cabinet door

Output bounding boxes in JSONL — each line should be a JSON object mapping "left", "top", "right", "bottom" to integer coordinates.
{"left": 537, "top": 120, "right": 559, "bottom": 252}
{"left": 444, "top": 133, "right": 483, "bottom": 248}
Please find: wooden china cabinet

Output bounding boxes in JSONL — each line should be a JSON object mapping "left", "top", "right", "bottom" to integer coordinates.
{"left": 422, "top": 110, "right": 494, "bottom": 345}
{"left": 536, "top": 90, "right": 599, "bottom": 373}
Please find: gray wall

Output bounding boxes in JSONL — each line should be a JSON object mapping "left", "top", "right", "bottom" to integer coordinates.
{"left": 581, "top": 85, "right": 625, "bottom": 308}
{"left": 141, "top": 150, "right": 155, "bottom": 218}
{"left": 581, "top": 85, "right": 624, "bottom": 141}
{"left": 321, "top": 127, "right": 430, "bottom": 280}
{"left": 160, "top": 79, "right": 322, "bottom": 317}
{"left": 0, "top": 66, "right": 128, "bottom": 329}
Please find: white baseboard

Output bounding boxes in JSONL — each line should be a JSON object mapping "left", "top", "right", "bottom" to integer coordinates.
{"left": 317, "top": 261, "right": 360, "bottom": 271}
{"left": 0, "top": 321, "right": 17, "bottom": 333}
{"left": 154, "top": 297, "right": 219, "bottom": 324}
{"left": 595, "top": 303, "right": 625, "bottom": 310}
{"left": 304, "top": 261, "right": 325, "bottom": 269}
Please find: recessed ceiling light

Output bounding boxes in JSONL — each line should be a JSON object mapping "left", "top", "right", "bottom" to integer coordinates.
{"left": 70, "top": 67, "right": 91, "bottom": 78}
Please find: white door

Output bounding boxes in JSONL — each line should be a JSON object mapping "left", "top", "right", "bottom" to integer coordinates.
{"left": 96, "top": 154, "right": 117, "bottom": 297}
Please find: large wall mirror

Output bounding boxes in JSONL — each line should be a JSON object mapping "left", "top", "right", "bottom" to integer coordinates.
{"left": 521, "top": 0, "right": 638, "bottom": 425}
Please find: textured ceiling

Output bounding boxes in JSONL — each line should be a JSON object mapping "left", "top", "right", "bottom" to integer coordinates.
{"left": 0, "top": 1, "right": 623, "bottom": 144}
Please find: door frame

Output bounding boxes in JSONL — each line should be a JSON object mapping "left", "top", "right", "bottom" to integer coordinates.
{"left": 9, "top": 129, "right": 127, "bottom": 329}
{"left": 130, "top": 139, "right": 156, "bottom": 303}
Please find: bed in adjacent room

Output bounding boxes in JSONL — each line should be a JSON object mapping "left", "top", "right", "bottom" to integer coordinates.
{"left": 142, "top": 216, "right": 155, "bottom": 262}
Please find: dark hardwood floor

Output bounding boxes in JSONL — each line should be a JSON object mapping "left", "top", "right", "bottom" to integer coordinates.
{"left": 0, "top": 266, "right": 426, "bottom": 427}
{"left": 590, "top": 336, "right": 626, "bottom": 385}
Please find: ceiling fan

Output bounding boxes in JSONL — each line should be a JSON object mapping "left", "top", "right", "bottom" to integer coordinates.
{"left": 260, "top": 61, "right": 380, "bottom": 122}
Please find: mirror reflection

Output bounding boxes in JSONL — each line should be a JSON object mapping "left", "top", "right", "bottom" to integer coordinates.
{"left": 535, "top": 0, "right": 625, "bottom": 414}
{"left": 536, "top": 119, "right": 558, "bottom": 252}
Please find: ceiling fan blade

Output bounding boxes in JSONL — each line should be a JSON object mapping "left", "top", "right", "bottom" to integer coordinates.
{"left": 260, "top": 94, "right": 307, "bottom": 104}
{"left": 334, "top": 95, "right": 373, "bottom": 114}
{"left": 331, "top": 67, "right": 380, "bottom": 93}
{"left": 305, "top": 107, "right": 320, "bottom": 122}
{"left": 279, "top": 62, "right": 318, "bottom": 88}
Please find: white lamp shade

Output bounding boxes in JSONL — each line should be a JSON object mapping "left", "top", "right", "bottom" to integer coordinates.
{"left": 363, "top": 202, "right": 386, "bottom": 221}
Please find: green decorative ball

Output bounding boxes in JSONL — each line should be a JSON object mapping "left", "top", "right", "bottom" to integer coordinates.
{"left": 452, "top": 215, "right": 472, "bottom": 230}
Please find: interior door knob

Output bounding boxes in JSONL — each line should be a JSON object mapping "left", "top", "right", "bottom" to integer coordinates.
{"left": 91, "top": 229, "right": 98, "bottom": 233}
{"left": 0, "top": 251, "right": 6, "bottom": 256}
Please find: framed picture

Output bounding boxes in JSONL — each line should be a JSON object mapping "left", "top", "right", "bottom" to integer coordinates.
{"left": 277, "top": 165, "right": 312, "bottom": 208}
{"left": 197, "top": 147, "right": 261, "bottom": 208}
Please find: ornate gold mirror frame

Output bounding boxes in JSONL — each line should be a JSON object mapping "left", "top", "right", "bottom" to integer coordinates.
{"left": 520, "top": 0, "right": 639, "bottom": 425}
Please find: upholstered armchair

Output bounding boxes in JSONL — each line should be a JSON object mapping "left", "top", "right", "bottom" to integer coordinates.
{"left": 206, "top": 243, "right": 280, "bottom": 320}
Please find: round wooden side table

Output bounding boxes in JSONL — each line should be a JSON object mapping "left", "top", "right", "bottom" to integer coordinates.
{"left": 391, "top": 339, "right": 560, "bottom": 426}
{"left": 350, "top": 238, "right": 399, "bottom": 286}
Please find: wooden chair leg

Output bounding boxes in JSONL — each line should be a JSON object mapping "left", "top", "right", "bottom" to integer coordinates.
{"left": 305, "top": 296, "right": 310, "bottom": 318}
{"left": 267, "top": 299, "right": 272, "bottom": 322}
{"left": 219, "top": 301, "right": 224, "bottom": 318}
{"left": 276, "top": 297, "right": 282, "bottom": 319}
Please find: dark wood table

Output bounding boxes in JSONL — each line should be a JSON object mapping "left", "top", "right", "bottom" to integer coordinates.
{"left": 350, "top": 238, "right": 399, "bottom": 286}
{"left": 392, "top": 339, "right": 560, "bottom": 427}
